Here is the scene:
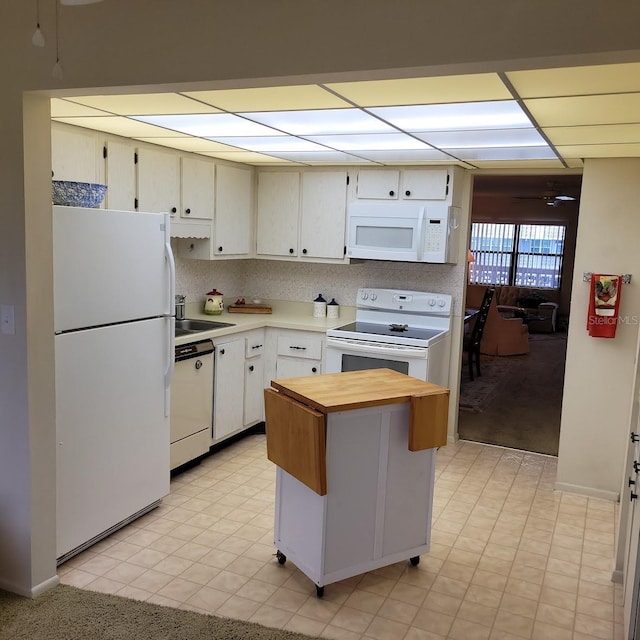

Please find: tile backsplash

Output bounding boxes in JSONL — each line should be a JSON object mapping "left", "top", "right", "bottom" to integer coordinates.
{"left": 175, "top": 252, "right": 466, "bottom": 315}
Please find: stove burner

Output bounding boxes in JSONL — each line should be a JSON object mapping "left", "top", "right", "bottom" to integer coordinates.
{"left": 389, "top": 323, "right": 409, "bottom": 332}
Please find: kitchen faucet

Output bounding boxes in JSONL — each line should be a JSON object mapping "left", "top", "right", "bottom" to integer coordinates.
{"left": 175, "top": 294, "right": 186, "bottom": 320}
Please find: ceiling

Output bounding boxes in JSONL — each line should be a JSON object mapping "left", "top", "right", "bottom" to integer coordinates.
{"left": 51, "top": 61, "right": 640, "bottom": 172}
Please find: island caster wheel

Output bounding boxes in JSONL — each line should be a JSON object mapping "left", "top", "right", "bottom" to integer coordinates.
{"left": 315, "top": 585, "right": 325, "bottom": 598}
{"left": 410, "top": 556, "right": 420, "bottom": 566}
{"left": 276, "top": 550, "right": 286, "bottom": 565}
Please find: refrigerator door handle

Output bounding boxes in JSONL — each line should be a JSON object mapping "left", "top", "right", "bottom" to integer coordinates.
{"left": 164, "top": 215, "right": 176, "bottom": 314}
{"left": 164, "top": 316, "right": 175, "bottom": 417}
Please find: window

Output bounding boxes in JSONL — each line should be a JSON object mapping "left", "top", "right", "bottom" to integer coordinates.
{"left": 469, "top": 223, "right": 566, "bottom": 289}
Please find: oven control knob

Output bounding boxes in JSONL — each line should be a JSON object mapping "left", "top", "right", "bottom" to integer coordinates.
{"left": 370, "top": 293, "right": 377, "bottom": 301}
{"left": 437, "top": 299, "right": 446, "bottom": 307}
{"left": 428, "top": 298, "right": 436, "bottom": 306}
{"left": 361, "top": 292, "right": 369, "bottom": 300}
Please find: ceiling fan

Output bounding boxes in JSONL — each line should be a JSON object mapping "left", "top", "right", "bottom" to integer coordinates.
{"left": 514, "top": 182, "right": 578, "bottom": 207}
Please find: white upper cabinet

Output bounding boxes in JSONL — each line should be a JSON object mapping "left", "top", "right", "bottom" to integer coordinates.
{"left": 256, "top": 170, "right": 348, "bottom": 262}
{"left": 214, "top": 164, "right": 253, "bottom": 256}
{"left": 136, "top": 147, "right": 181, "bottom": 215}
{"left": 104, "top": 138, "right": 136, "bottom": 212}
{"left": 300, "top": 172, "right": 348, "bottom": 260}
{"left": 356, "top": 168, "right": 450, "bottom": 201}
{"left": 256, "top": 172, "right": 300, "bottom": 257}
{"left": 51, "top": 124, "right": 101, "bottom": 184}
{"left": 180, "top": 156, "right": 214, "bottom": 220}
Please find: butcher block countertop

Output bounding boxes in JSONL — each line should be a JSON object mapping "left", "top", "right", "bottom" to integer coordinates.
{"left": 265, "top": 370, "right": 449, "bottom": 494}
{"left": 270, "top": 368, "right": 447, "bottom": 414}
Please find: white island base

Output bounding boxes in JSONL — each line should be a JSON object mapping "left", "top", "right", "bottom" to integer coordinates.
{"left": 273, "top": 401, "right": 436, "bottom": 596}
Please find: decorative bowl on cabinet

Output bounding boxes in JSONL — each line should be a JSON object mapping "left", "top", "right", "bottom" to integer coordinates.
{"left": 52, "top": 180, "right": 107, "bottom": 208}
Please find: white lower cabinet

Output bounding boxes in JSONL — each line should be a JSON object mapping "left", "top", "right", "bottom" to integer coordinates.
{"left": 244, "top": 330, "right": 265, "bottom": 426}
{"left": 274, "top": 330, "right": 323, "bottom": 379}
{"left": 213, "top": 337, "right": 245, "bottom": 443}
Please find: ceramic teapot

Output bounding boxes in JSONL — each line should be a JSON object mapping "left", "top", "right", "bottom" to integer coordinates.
{"left": 204, "top": 289, "right": 224, "bottom": 315}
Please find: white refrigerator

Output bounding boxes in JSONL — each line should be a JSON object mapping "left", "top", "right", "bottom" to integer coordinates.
{"left": 53, "top": 206, "right": 175, "bottom": 563}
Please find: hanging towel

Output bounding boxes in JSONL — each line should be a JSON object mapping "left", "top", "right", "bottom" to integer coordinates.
{"left": 587, "top": 274, "right": 622, "bottom": 338}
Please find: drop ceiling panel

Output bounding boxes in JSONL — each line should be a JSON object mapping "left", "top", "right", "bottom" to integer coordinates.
{"left": 63, "top": 93, "right": 220, "bottom": 115}
{"left": 555, "top": 143, "right": 640, "bottom": 158}
{"left": 507, "top": 63, "right": 640, "bottom": 98}
{"left": 525, "top": 94, "right": 640, "bottom": 127}
{"left": 544, "top": 124, "right": 640, "bottom": 146}
{"left": 200, "top": 151, "right": 297, "bottom": 164}
{"left": 325, "top": 74, "right": 511, "bottom": 106}
{"left": 470, "top": 159, "right": 565, "bottom": 169}
{"left": 52, "top": 116, "right": 191, "bottom": 138}
{"left": 262, "top": 150, "right": 373, "bottom": 164}
{"left": 51, "top": 98, "right": 108, "bottom": 118}
{"left": 349, "top": 149, "right": 455, "bottom": 163}
{"left": 183, "top": 85, "right": 350, "bottom": 112}
{"left": 135, "top": 137, "right": 243, "bottom": 153}
{"left": 207, "top": 136, "right": 331, "bottom": 152}
{"left": 414, "top": 128, "right": 547, "bottom": 148}
{"left": 132, "top": 114, "right": 282, "bottom": 137}
{"left": 304, "top": 133, "right": 432, "bottom": 151}
{"left": 446, "top": 147, "right": 558, "bottom": 161}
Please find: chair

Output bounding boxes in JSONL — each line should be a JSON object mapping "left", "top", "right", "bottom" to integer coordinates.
{"left": 463, "top": 287, "right": 494, "bottom": 381}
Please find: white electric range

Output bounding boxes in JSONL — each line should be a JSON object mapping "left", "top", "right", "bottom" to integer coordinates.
{"left": 325, "top": 287, "right": 452, "bottom": 387}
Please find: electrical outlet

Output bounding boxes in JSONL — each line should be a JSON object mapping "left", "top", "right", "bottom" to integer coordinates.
{"left": 1, "top": 304, "right": 15, "bottom": 335}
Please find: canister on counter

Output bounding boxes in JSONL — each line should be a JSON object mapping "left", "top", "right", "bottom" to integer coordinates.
{"left": 327, "top": 298, "right": 340, "bottom": 319}
{"left": 313, "top": 293, "right": 327, "bottom": 318}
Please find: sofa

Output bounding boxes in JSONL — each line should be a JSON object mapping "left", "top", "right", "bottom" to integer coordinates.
{"left": 492, "top": 286, "right": 559, "bottom": 333}
{"left": 466, "top": 285, "right": 530, "bottom": 356}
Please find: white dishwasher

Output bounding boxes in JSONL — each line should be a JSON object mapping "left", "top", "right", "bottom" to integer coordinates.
{"left": 171, "top": 338, "right": 214, "bottom": 470}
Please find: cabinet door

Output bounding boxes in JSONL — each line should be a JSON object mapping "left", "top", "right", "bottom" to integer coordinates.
{"left": 215, "top": 164, "right": 253, "bottom": 256}
{"left": 104, "top": 138, "right": 136, "bottom": 211}
{"left": 256, "top": 172, "right": 300, "bottom": 257}
{"left": 300, "top": 172, "right": 347, "bottom": 260}
{"left": 244, "top": 357, "right": 264, "bottom": 426}
{"left": 213, "top": 338, "right": 245, "bottom": 442}
{"left": 401, "top": 169, "right": 449, "bottom": 200}
{"left": 356, "top": 170, "right": 399, "bottom": 199}
{"left": 51, "top": 124, "right": 100, "bottom": 183}
{"left": 275, "top": 358, "right": 321, "bottom": 378}
{"left": 136, "top": 147, "right": 180, "bottom": 214}
{"left": 181, "top": 156, "right": 214, "bottom": 220}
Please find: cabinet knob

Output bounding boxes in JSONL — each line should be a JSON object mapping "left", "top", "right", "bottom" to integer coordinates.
{"left": 249, "top": 365, "right": 254, "bottom": 372}
{"left": 389, "top": 190, "right": 395, "bottom": 197}
{"left": 630, "top": 477, "right": 636, "bottom": 487}
{"left": 171, "top": 207, "right": 177, "bottom": 214}
{"left": 405, "top": 190, "right": 411, "bottom": 196}
{"left": 289, "top": 248, "right": 294, "bottom": 254}
{"left": 185, "top": 208, "right": 191, "bottom": 215}
{"left": 218, "top": 246, "right": 223, "bottom": 252}
{"left": 219, "top": 348, "right": 225, "bottom": 355}
{"left": 311, "top": 367, "right": 317, "bottom": 373}
{"left": 302, "top": 248, "right": 307, "bottom": 254}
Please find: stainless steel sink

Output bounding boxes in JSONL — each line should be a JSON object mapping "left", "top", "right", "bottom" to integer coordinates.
{"left": 174, "top": 318, "right": 235, "bottom": 336}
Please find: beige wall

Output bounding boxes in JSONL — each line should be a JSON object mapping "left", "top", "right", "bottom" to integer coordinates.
{"left": 556, "top": 159, "right": 640, "bottom": 499}
{"left": 3, "top": 1, "right": 640, "bottom": 595}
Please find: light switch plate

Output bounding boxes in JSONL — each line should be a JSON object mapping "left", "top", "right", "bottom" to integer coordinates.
{"left": 1, "top": 304, "right": 15, "bottom": 335}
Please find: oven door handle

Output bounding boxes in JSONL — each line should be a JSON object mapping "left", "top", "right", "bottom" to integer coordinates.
{"left": 326, "top": 337, "right": 428, "bottom": 359}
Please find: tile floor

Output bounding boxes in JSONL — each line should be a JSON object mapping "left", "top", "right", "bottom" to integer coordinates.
{"left": 59, "top": 435, "right": 623, "bottom": 640}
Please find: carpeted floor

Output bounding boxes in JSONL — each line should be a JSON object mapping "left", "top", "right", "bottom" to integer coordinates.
{"left": 0, "top": 584, "right": 323, "bottom": 640}
{"left": 458, "top": 332, "right": 567, "bottom": 456}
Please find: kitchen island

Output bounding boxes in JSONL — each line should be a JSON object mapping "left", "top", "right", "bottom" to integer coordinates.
{"left": 264, "top": 368, "right": 449, "bottom": 596}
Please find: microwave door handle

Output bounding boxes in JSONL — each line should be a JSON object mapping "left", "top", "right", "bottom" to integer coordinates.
{"left": 416, "top": 206, "right": 426, "bottom": 261}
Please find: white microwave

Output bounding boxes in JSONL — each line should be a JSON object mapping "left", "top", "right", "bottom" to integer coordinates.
{"left": 346, "top": 201, "right": 459, "bottom": 264}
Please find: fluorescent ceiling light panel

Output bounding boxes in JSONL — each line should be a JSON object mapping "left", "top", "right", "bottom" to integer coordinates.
{"left": 369, "top": 101, "right": 531, "bottom": 131}
{"left": 264, "top": 150, "right": 373, "bottom": 163}
{"left": 353, "top": 149, "right": 455, "bottom": 163}
{"left": 543, "top": 123, "right": 640, "bottom": 146}
{"left": 241, "top": 109, "right": 396, "bottom": 135}
{"left": 304, "top": 133, "right": 432, "bottom": 151}
{"left": 132, "top": 113, "right": 281, "bottom": 137}
{"left": 206, "top": 136, "right": 329, "bottom": 152}
{"left": 415, "top": 128, "right": 547, "bottom": 148}
{"left": 525, "top": 94, "right": 640, "bottom": 127}
{"left": 134, "top": 137, "right": 242, "bottom": 153}
{"left": 62, "top": 93, "right": 220, "bottom": 115}
{"left": 52, "top": 116, "right": 190, "bottom": 138}
{"left": 326, "top": 73, "right": 511, "bottom": 107}
{"left": 471, "top": 159, "right": 565, "bottom": 169}
{"left": 200, "top": 151, "right": 296, "bottom": 164}
{"left": 507, "top": 63, "right": 640, "bottom": 98}
{"left": 183, "top": 85, "right": 350, "bottom": 112}
{"left": 447, "top": 146, "right": 557, "bottom": 161}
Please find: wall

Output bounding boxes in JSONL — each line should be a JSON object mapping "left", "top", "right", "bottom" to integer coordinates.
{"left": 557, "top": 159, "right": 640, "bottom": 499}
{"left": 3, "top": 0, "right": 640, "bottom": 596}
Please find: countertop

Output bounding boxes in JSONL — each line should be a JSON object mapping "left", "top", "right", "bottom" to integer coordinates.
{"left": 175, "top": 299, "right": 356, "bottom": 345}
{"left": 270, "top": 368, "right": 448, "bottom": 414}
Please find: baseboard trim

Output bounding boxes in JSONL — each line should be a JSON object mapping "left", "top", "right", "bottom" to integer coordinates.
{"left": 0, "top": 573, "right": 59, "bottom": 598}
{"left": 554, "top": 481, "right": 620, "bottom": 502}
